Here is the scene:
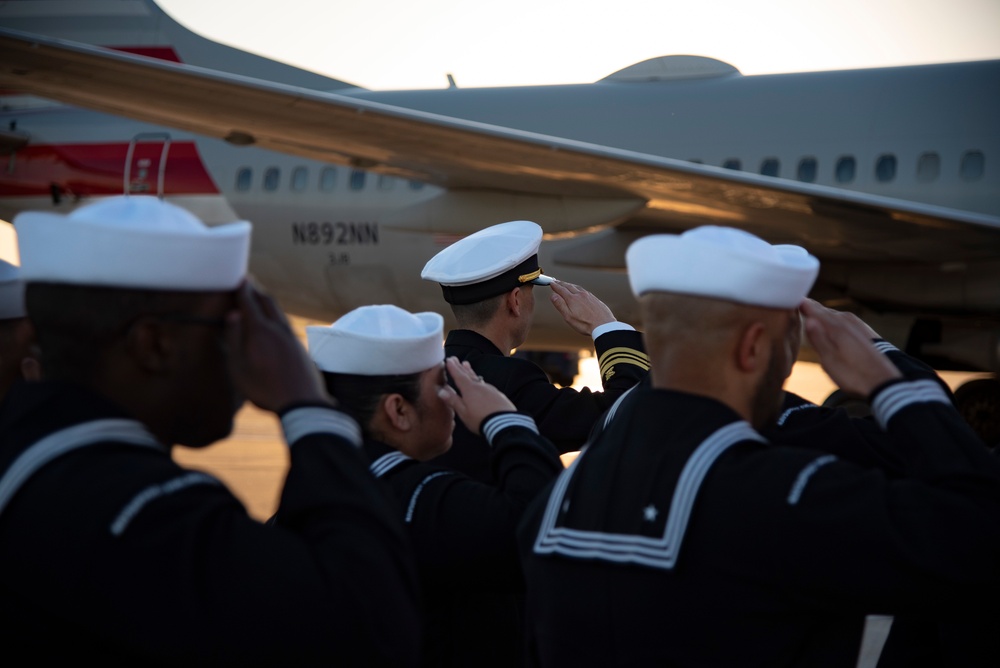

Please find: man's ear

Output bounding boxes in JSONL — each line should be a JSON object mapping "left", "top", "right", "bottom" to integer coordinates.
{"left": 507, "top": 287, "right": 523, "bottom": 318}
{"left": 381, "top": 393, "right": 414, "bottom": 432}
{"left": 13, "top": 318, "right": 35, "bottom": 349}
{"left": 735, "top": 321, "right": 768, "bottom": 374}
{"left": 125, "top": 318, "right": 174, "bottom": 373}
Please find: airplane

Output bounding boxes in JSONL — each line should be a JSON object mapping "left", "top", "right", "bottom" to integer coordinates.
{"left": 0, "top": 0, "right": 998, "bottom": 440}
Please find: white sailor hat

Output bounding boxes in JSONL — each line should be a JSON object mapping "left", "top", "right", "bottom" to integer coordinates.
{"left": 306, "top": 304, "right": 445, "bottom": 376}
{"left": 0, "top": 259, "right": 25, "bottom": 320}
{"left": 626, "top": 226, "right": 819, "bottom": 309}
{"left": 420, "top": 220, "right": 555, "bottom": 305}
{"left": 14, "top": 195, "right": 250, "bottom": 291}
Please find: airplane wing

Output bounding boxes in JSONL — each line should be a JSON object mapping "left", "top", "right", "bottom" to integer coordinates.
{"left": 2, "top": 28, "right": 999, "bottom": 268}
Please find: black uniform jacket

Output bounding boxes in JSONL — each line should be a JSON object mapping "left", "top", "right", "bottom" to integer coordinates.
{"left": 364, "top": 412, "right": 563, "bottom": 668}
{"left": 432, "top": 328, "right": 648, "bottom": 482}
{"left": 876, "top": 612, "right": 1000, "bottom": 668}
{"left": 583, "top": 341, "right": 999, "bottom": 667}
{"left": 0, "top": 381, "right": 420, "bottom": 667}
{"left": 517, "top": 378, "right": 1000, "bottom": 668}
{"left": 589, "top": 340, "right": 951, "bottom": 472}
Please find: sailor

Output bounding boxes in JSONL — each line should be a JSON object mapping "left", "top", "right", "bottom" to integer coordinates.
{"left": 0, "top": 259, "right": 37, "bottom": 402}
{"left": 303, "top": 304, "right": 563, "bottom": 668}
{"left": 517, "top": 225, "right": 1000, "bottom": 667}
{"left": 0, "top": 195, "right": 420, "bottom": 665}
{"left": 421, "top": 220, "right": 648, "bottom": 481}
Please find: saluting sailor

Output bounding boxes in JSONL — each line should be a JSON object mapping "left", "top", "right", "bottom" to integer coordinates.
{"left": 518, "top": 226, "right": 1000, "bottom": 668}
{"left": 0, "top": 259, "right": 36, "bottom": 403}
{"left": 421, "top": 220, "right": 648, "bottom": 481}
{"left": 588, "top": 260, "right": 955, "bottom": 475}
{"left": 302, "top": 304, "right": 563, "bottom": 668}
{"left": 0, "top": 195, "right": 421, "bottom": 665}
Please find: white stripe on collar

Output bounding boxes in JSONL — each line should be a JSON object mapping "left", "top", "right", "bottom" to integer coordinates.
{"left": 533, "top": 420, "right": 764, "bottom": 570}
{"left": 110, "top": 471, "right": 221, "bottom": 536}
{"left": 786, "top": 454, "right": 838, "bottom": 505}
{"left": 405, "top": 471, "right": 453, "bottom": 523}
{"left": 601, "top": 384, "right": 638, "bottom": 431}
{"left": 370, "top": 451, "right": 412, "bottom": 478}
{"left": 775, "top": 402, "right": 818, "bottom": 427}
{"left": 0, "top": 419, "right": 163, "bottom": 517}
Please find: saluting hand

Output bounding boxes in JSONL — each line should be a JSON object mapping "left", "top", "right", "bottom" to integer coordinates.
{"left": 801, "top": 299, "right": 901, "bottom": 398}
{"left": 225, "top": 279, "right": 330, "bottom": 413}
{"left": 438, "top": 357, "right": 516, "bottom": 436}
{"left": 549, "top": 280, "right": 616, "bottom": 336}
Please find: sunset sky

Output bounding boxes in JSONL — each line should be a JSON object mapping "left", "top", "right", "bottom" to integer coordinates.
{"left": 155, "top": 0, "right": 1000, "bottom": 90}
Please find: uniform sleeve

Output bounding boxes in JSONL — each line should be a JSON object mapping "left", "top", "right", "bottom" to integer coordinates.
{"left": 500, "top": 329, "right": 649, "bottom": 452}
{"left": 269, "top": 405, "right": 423, "bottom": 661}
{"left": 766, "top": 392, "right": 909, "bottom": 473}
{"left": 874, "top": 339, "right": 955, "bottom": 400}
{"left": 765, "top": 339, "right": 959, "bottom": 473}
{"left": 401, "top": 412, "right": 562, "bottom": 590}
{"left": 719, "top": 379, "right": 1000, "bottom": 612}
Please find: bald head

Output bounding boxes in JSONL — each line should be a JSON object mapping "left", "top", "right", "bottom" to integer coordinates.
{"left": 625, "top": 226, "right": 817, "bottom": 428}
{"left": 639, "top": 292, "right": 799, "bottom": 428}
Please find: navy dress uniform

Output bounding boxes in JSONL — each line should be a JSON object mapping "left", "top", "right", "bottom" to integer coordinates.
{"left": 305, "top": 305, "right": 564, "bottom": 668}
{"left": 591, "top": 334, "right": 1000, "bottom": 668}
{"left": 0, "top": 196, "right": 421, "bottom": 665}
{"left": 517, "top": 226, "right": 1000, "bottom": 667}
{"left": 422, "top": 220, "right": 649, "bottom": 482}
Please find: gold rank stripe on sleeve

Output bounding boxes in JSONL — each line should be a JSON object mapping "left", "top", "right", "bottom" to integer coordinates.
{"left": 598, "top": 348, "right": 651, "bottom": 379}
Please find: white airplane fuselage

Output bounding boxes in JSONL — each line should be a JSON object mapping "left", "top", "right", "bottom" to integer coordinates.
{"left": 1, "top": 1, "right": 998, "bottom": 371}
{"left": 347, "top": 60, "right": 999, "bottom": 218}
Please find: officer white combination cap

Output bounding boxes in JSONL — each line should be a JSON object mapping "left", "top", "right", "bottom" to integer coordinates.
{"left": 307, "top": 304, "right": 445, "bottom": 376}
{"left": 420, "top": 220, "right": 555, "bottom": 305}
{"left": 626, "top": 226, "right": 819, "bottom": 309}
{"left": 0, "top": 259, "right": 25, "bottom": 320}
{"left": 14, "top": 195, "right": 251, "bottom": 290}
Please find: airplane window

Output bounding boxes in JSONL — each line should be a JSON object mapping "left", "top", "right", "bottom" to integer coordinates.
{"left": 917, "top": 152, "right": 940, "bottom": 183}
{"left": 350, "top": 169, "right": 366, "bottom": 191}
{"left": 722, "top": 159, "right": 741, "bottom": 170}
{"left": 797, "top": 158, "right": 817, "bottom": 183}
{"left": 409, "top": 180, "right": 426, "bottom": 190}
{"left": 291, "top": 167, "right": 308, "bottom": 192}
{"left": 760, "top": 158, "right": 780, "bottom": 177}
{"left": 875, "top": 154, "right": 897, "bottom": 182}
{"left": 377, "top": 175, "right": 395, "bottom": 191}
{"left": 835, "top": 156, "right": 856, "bottom": 183}
{"left": 236, "top": 168, "right": 252, "bottom": 192}
{"left": 320, "top": 167, "right": 337, "bottom": 192}
{"left": 264, "top": 167, "right": 280, "bottom": 191}
{"left": 960, "top": 150, "right": 984, "bottom": 181}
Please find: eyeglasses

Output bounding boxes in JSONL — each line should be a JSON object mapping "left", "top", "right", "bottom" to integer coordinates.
{"left": 111, "top": 311, "right": 230, "bottom": 344}
{"left": 152, "top": 313, "right": 228, "bottom": 329}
